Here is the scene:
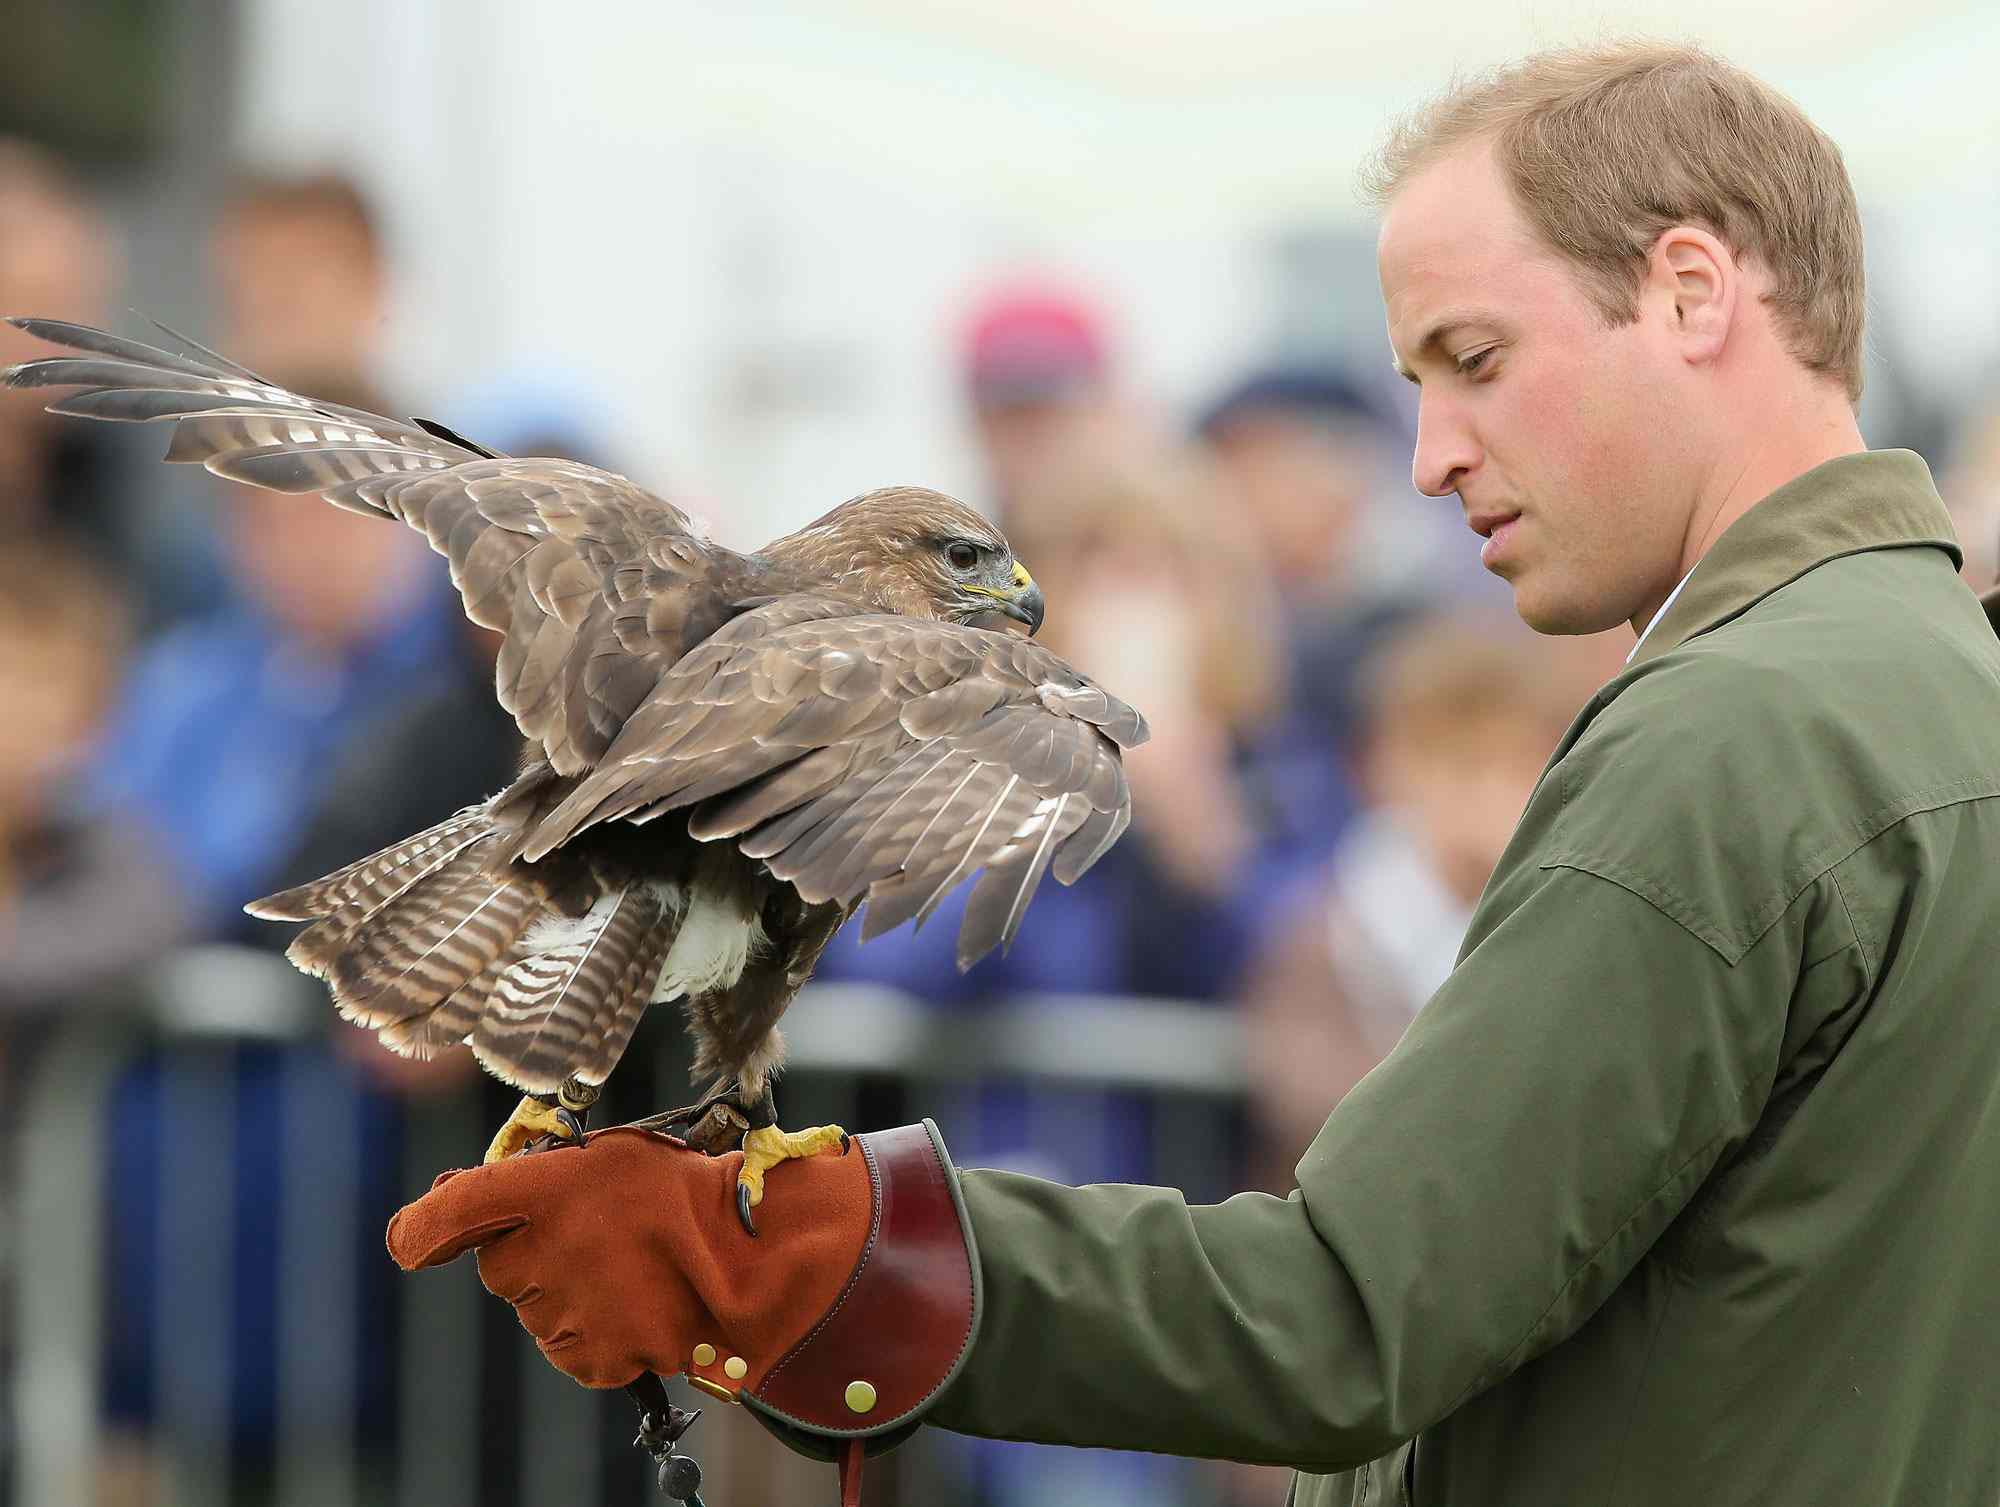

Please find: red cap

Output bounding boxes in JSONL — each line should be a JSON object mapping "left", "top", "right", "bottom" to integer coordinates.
{"left": 960, "top": 286, "right": 1108, "bottom": 404}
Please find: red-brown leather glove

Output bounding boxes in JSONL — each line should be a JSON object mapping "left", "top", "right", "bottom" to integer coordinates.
{"left": 385, "top": 1120, "right": 979, "bottom": 1456}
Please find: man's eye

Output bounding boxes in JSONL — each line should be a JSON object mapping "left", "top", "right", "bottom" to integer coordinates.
{"left": 947, "top": 542, "right": 979, "bottom": 570}
{"left": 1457, "top": 348, "right": 1496, "bottom": 377}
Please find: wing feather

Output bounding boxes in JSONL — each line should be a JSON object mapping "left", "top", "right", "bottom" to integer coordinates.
{"left": 3, "top": 319, "right": 765, "bottom": 774}
{"left": 518, "top": 607, "right": 1146, "bottom": 968}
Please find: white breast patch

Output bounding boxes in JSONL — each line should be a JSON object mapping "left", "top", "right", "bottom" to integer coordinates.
{"left": 653, "top": 883, "right": 766, "bottom": 1002}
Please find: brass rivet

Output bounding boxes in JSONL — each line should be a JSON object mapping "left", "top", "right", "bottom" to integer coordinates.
{"left": 844, "top": 1380, "right": 878, "bottom": 1414}
{"left": 692, "top": 1343, "right": 717, "bottom": 1368}
{"left": 688, "top": 1375, "right": 738, "bottom": 1404}
{"left": 723, "top": 1355, "right": 748, "bottom": 1381}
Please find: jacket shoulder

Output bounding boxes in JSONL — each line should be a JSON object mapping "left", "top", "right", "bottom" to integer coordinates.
{"left": 1530, "top": 554, "right": 2000, "bottom": 964}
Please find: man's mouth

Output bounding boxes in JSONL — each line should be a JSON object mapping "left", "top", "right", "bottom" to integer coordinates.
{"left": 1471, "top": 510, "right": 1523, "bottom": 569}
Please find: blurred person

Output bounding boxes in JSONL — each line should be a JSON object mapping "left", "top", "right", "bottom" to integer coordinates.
{"left": 0, "top": 140, "right": 142, "bottom": 580}
{"left": 1001, "top": 431, "right": 1282, "bottom": 905}
{"left": 259, "top": 392, "right": 620, "bottom": 1095}
{"left": 815, "top": 427, "right": 1286, "bottom": 1004}
{"left": 390, "top": 41, "right": 2000, "bottom": 1507}
{"left": 0, "top": 532, "right": 173, "bottom": 1015}
{"left": 85, "top": 369, "right": 456, "bottom": 1493}
{"left": 0, "top": 533, "right": 162, "bottom": 1507}
{"left": 1941, "top": 394, "right": 2000, "bottom": 591}
{"left": 1240, "top": 613, "right": 1623, "bottom": 1174}
{"left": 212, "top": 169, "right": 388, "bottom": 378}
{"left": 808, "top": 426, "right": 1286, "bottom": 1507}
{"left": 1198, "top": 366, "right": 1397, "bottom": 608}
{"left": 958, "top": 281, "right": 1123, "bottom": 512}
{"left": 82, "top": 367, "right": 453, "bottom": 945}
{"left": 1198, "top": 366, "right": 1435, "bottom": 868}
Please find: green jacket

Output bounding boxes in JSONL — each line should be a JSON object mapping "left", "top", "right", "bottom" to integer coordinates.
{"left": 928, "top": 451, "right": 2000, "bottom": 1505}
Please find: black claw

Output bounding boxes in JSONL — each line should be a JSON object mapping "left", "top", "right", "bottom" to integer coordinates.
{"left": 737, "top": 1181, "right": 759, "bottom": 1237}
{"left": 840, "top": 1132, "right": 853, "bottom": 1155}
{"left": 555, "top": 1106, "right": 589, "bottom": 1147}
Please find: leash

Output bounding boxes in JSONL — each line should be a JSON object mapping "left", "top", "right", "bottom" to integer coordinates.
{"left": 628, "top": 1372, "right": 869, "bottom": 1506}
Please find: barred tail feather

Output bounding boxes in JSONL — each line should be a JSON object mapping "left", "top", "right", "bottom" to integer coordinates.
{"left": 374, "top": 926, "right": 523, "bottom": 1061}
{"left": 250, "top": 805, "right": 682, "bottom": 1093}
{"left": 327, "top": 872, "right": 540, "bottom": 1031}
{"left": 467, "top": 885, "right": 667, "bottom": 1093}
{"left": 250, "top": 806, "right": 489, "bottom": 925}
{"left": 570, "top": 909, "right": 677, "bottom": 1086}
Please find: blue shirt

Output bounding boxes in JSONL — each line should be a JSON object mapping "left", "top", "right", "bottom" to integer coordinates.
{"left": 84, "top": 589, "right": 456, "bottom": 936}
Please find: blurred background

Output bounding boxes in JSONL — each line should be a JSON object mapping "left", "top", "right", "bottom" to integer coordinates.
{"left": 1, "top": 2, "right": 1996, "bottom": 1504}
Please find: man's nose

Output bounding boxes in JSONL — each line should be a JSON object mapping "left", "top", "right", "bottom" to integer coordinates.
{"left": 1411, "top": 396, "right": 1479, "bottom": 499}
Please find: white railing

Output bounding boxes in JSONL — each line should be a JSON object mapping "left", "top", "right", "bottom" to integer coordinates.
{"left": 8, "top": 945, "right": 1249, "bottom": 1507}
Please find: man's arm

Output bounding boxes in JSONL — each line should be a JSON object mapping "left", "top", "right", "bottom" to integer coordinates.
{"left": 928, "top": 862, "right": 1830, "bottom": 1470}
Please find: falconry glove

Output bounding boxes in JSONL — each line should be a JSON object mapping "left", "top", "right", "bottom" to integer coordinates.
{"left": 385, "top": 1121, "right": 980, "bottom": 1500}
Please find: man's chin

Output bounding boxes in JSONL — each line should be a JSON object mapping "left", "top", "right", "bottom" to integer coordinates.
{"left": 1510, "top": 581, "right": 1623, "bottom": 637}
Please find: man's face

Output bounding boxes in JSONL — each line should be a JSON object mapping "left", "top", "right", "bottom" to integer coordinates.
{"left": 1379, "top": 142, "right": 1698, "bottom": 634}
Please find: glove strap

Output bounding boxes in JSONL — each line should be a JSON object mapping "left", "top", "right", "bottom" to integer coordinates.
{"left": 839, "top": 1439, "right": 865, "bottom": 1507}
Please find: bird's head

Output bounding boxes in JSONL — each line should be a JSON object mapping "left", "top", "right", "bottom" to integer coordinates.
{"left": 764, "top": 486, "right": 1045, "bottom": 635}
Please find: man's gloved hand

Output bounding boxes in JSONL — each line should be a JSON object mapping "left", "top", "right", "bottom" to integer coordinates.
{"left": 387, "top": 1125, "right": 866, "bottom": 1390}
{"left": 386, "top": 1121, "right": 979, "bottom": 1451}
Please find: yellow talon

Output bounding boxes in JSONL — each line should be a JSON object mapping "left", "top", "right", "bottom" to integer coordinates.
{"left": 737, "top": 1124, "right": 848, "bottom": 1209}
{"left": 484, "top": 1096, "right": 569, "bottom": 1163}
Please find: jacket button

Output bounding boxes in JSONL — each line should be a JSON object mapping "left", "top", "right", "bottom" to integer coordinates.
{"left": 844, "top": 1380, "right": 877, "bottom": 1414}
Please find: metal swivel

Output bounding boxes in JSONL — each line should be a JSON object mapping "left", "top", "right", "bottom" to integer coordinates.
{"left": 628, "top": 1372, "right": 709, "bottom": 1506}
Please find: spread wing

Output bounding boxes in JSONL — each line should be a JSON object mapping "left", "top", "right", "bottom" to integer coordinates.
{"left": 2, "top": 318, "right": 754, "bottom": 774}
{"left": 517, "top": 598, "right": 1151, "bottom": 969}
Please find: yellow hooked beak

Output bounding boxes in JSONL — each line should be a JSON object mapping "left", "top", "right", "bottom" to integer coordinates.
{"left": 968, "top": 561, "right": 1045, "bottom": 634}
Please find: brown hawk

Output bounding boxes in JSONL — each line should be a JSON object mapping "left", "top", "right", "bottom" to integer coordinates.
{"left": 4, "top": 318, "right": 1148, "bottom": 1225}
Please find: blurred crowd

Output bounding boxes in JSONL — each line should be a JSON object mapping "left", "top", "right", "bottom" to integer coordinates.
{"left": 3, "top": 132, "right": 1999, "bottom": 1507}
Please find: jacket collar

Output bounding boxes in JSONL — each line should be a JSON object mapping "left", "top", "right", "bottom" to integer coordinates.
{"left": 1625, "top": 449, "right": 1959, "bottom": 669}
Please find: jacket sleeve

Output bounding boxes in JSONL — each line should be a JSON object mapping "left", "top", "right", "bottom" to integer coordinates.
{"left": 927, "top": 859, "right": 1821, "bottom": 1470}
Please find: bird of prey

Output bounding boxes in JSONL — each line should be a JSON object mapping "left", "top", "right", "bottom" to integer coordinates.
{"left": 5, "top": 318, "right": 1148, "bottom": 1226}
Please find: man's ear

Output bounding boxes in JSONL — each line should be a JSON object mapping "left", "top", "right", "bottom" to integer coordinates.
{"left": 1648, "top": 225, "right": 1735, "bottom": 369}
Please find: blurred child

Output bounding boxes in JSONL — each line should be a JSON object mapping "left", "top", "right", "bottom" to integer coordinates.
{"left": 0, "top": 531, "right": 168, "bottom": 1014}
{"left": 1942, "top": 397, "right": 2000, "bottom": 592}
{"left": 1240, "top": 612, "right": 1626, "bottom": 1172}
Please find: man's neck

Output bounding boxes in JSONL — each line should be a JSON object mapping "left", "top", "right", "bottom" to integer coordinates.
{"left": 1681, "top": 393, "right": 1867, "bottom": 574}
{"left": 1625, "top": 393, "right": 1866, "bottom": 639}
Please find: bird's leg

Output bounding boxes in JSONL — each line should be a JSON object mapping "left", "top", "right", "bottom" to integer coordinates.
{"left": 626, "top": 1087, "right": 753, "bottom": 1155}
{"left": 483, "top": 1076, "right": 598, "bottom": 1163}
{"left": 734, "top": 1084, "right": 847, "bottom": 1236}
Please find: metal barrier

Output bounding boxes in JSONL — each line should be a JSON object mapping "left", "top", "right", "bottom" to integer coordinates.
{"left": 8, "top": 946, "right": 1258, "bottom": 1507}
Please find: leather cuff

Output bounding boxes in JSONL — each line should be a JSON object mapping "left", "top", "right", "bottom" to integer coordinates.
{"left": 742, "top": 1119, "right": 980, "bottom": 1460}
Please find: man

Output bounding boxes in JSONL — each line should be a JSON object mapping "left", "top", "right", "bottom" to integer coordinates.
{"left": 386, "top": 42, "right": 2000, "bottom": 1505}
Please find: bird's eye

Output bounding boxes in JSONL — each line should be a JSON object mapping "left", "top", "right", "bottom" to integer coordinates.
{"left": 946, "top": 542, "right": 979, "bottom": 571}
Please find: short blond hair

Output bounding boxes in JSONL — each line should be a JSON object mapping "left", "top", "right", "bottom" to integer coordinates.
{"left": 1363, "top": 41, "right": 1865, "bottom": 402}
